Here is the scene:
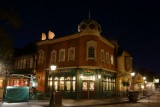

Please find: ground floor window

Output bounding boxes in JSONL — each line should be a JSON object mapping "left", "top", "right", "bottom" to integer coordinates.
{"left": 60, "top": 77, "right": 64, "bottom": 91}
{"left": 101, "top": 77, "right": 115, "bottom": 91}
{"left": 0, "top": 79, "right": 3, "bottom": 88}
{"left": 47, "top": 76, "right": 76, "bottom": 92}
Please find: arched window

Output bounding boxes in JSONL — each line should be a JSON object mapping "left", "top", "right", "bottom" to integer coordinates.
{"left": 86, "top": 40, "right": 97, "bottom": 60}
{"left": 88, "top": 46, "right": 95, "bottom": 58}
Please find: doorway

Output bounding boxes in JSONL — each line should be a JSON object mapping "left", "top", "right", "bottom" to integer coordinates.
{"left": 82, "top": 80, "right": 95, "bottom": 99}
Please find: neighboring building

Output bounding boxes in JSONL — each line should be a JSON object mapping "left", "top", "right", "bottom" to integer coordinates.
{"left": 116, "top": 47, "right": 133, "bottom": 95}
{"left": 10, "top": 43, "right": 37, "bottom": 87}
{"left": 36, "top": 19, "right": 117, "bottom": 99}
{"left": 133, "top": 73, "right": 145, "bottom": 92}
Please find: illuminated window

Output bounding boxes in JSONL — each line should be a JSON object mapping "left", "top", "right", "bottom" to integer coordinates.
{"left": 89, "top": 82, "right": 94, "bottom": 91}
{"left": 106, "top": 78, "right": 109, "bottom": 90}
{"left": 82, "top": 82, "right": 87, "bottom": 91}
{"left": 48, "top": 77, "right": 52, "bottom": 90}
{"left": 72, "top": 76, "right": 76, "bottom": 91}
{"left": 111, "top": 54, "right": 114, "bottom": 65}
{"left": 0, "top": 79, "right": 3, "bottom": 88}
{"left": 59, "top": 49, "right": 65, "bottom": 61}
{"left": 66, "top": 77, "right": 71, "bottom": 91}
{"left": 54, "top": 77, "right": 58, "bottom": 91}
{"left": 60, "top": 77, "right": 64, "bottom": 90}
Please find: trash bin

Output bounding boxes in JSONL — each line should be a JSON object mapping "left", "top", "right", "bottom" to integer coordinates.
{"left": 49, "top": 92, "right": 62, "bottom": 107}
{"left": 128, "top": 91, "right": 139, "bottom": 103}
{"left": 36, "top": 91, "right": 43, "bottom": 100}
{"left": 143, "top": 90, "right": 147, "bottom": 96}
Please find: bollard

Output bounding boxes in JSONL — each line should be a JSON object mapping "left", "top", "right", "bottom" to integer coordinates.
{"left": 49, "top": 92, "right": 62, "bottom": 107}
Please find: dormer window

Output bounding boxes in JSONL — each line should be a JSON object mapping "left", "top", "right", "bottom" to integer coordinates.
{"left": 81, "top": 24, "right": 87, "bottom": 30}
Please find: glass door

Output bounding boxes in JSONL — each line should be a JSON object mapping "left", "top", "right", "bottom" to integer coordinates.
{"left": 82, "top": 80, "right": 95, "bottom": 99}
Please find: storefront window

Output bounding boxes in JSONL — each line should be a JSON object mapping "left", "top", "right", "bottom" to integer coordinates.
{"left": 66, "top": 77, "right": 71, "bottom": 91}
{"left": 102, "top": 81, "right": 106, "bottom": 91}
{"left": 72, "top": 76, "right": 76, "bottom": 91}
{"left": 48, "top": 77, "right": 52, "bottom": 90}
{"left": 109, "top": 78, "right": 111, "bottom": 90}
{"left": 106, "top": 78, "right": 108, "bottom": 90}
{"left": 54, "top": 77, "right": 58, "bottom": 91}
{"left": 60, "top": 77, "right": 64, "bottom": 90}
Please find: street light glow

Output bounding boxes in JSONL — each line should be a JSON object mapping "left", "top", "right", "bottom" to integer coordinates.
{"left": 50, "top": 65, "right": 57, "bottom": 70}
{"left": 131, "top": 72, "right": 135, "bottom": 77}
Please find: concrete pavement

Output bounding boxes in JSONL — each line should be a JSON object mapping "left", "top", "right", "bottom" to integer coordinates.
{"left": 0, "top": 95, "right": 148, "bottom": 107}
{"left": 29, "top": 95, "right": 146, "bottom": 107}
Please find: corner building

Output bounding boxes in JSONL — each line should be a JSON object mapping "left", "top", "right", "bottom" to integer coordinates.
{"left": 36, "top": 19, "right": 117, "bottom": 99}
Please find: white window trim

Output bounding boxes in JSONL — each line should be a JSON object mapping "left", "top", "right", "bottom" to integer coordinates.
{"left": 59, "top": 48, "right": 65, "bottom": 61}
{"left": 100, "top": 49, "right": 105, "bottom": 62}
{"left": 51, "top": 50, "right": 57, "bottom": 64}
{"left": 106, "top": 52, "right": 110, "bottom": 64}
{"left": 86, "top": 40, "right": 97, "bottom": 60}
{"left": 68, "top": 47, "right": 75, "bottom": 61}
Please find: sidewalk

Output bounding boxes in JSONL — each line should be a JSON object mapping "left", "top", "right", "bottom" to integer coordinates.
{"left": 30, "top": 95, "right": 146, "bottom": 107}
{"left": 0, "top": 95, "right": 147, "bottom": 107}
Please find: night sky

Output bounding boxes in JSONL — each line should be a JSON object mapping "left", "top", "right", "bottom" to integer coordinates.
{"left": 1, "top": 0, "right": 160, "bottom": 73}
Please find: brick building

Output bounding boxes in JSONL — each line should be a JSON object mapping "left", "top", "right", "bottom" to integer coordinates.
{"left": 36, "top": 19, "right": 117, "bottom": 99}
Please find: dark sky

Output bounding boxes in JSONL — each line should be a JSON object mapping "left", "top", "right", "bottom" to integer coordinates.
{"left": 1, "top": 0, "right": 160, "bottom": 73}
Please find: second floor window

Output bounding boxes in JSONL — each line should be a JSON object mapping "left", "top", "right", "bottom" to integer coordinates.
{"left": 86, "top": 40, "right": 97, "bottom": 60}
{"left": 88, "top": 47, "right": 95, "bottom": 58}
{"left": 68, "top": 47, "right": 75, "bottom": 61}
{"left": 51, "top": 50, "right": 57, "bottom": 64}
{"left": 100, "top": 49, "right": 105, "bottom": 62}
{"left": 38, "top": 50, "right": 45, "bottom": 64}
{"left": 59, "top": 49, "right": 65, "bottom": 61}
{"left": 110, "top": 54, "right": 114, "bottom": 65}
{"left": 106, "top": 52, "right": 109, "bottom": 64}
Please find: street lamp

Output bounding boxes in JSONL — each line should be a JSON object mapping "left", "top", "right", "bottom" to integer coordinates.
{"left": 143, "top": 76, "right": 146, "bottom": 90}
{"left": 131, "top": 72, "right": 135, "bottom": 91}
{"left": 50, "top": 65, "right": 56, "bottom": 91}
{"left": 49, "top": 64, "right": 57, "bottom": 107}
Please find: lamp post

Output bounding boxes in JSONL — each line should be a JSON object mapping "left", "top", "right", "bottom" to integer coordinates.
{"left": 49, "top": 65, "right": 57, "bottom": 107}
{"left": 131, "top": 72, "right": 135, "bottom": 91}
{"left": 143, "top": 76, "right": 146, "bottom": 90}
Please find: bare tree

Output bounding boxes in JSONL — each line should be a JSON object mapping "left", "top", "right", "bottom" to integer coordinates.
{"left": 0, "top": 7, "right": 22, "bottom": 75}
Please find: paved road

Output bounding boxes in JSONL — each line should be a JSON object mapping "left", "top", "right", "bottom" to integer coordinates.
{"left": 0, "top": 93, "right": 159, "bottom": 107}
{"left": 91, "top": 93, "right": 160, "bottom": 107}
